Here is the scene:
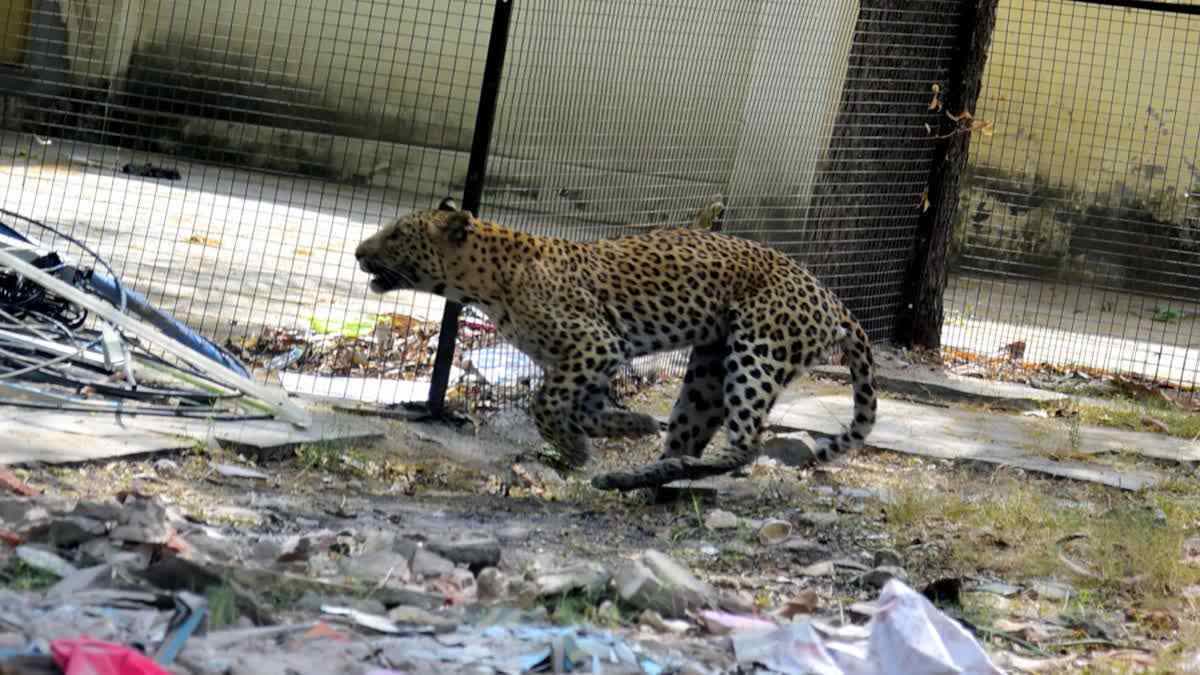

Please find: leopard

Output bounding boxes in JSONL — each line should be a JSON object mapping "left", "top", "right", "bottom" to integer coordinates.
{"left": 354, "top": 197, "right": 877, "bottom": 491}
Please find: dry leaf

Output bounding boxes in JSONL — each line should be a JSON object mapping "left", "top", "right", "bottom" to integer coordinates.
{"left": 184, "top": 234, "right": 222, "bottom": 247}
{"left": 295, "top": 248, "right": 312, "bottom": 257}
{"left": 1141, "top": 416, "right": 1169, "bottom": 433}
{"left": 920, "top": 191, "right": 930, "bottom": 212}
{"left": 777, "top": 589, "right": 820, "bottom": 619}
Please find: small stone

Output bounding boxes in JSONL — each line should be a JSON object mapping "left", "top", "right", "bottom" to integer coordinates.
{"left": 756, "top": 519, "right": 792, "bottom": 546}
{"left": 704, "top": 509, "right": 739, "bottom": 530}
{"left": 761, "top": 432, "right": 819, "bottom": 467}
{"left": 410, "top": 548, "right": 456, "bottom": 578}
{"left": 0, "top": 497, "right": 49, "bottom": 529}
{"left": 109, "top": 498, "right": 171, "bottom": 544}
{"left": 618, "top": 550, "right": 718, "bottom": 619}
{"left": 872, "top": 548, "right": 903, "bottom": 568}
{"left": 797, "top": 560, "right": 835, "bottom": 577}
{"left": 781, "top": 537, "right": 831, "bottom": 563}
{"left": 72, "top": 501, "right": 123, "bottom": 523}
{"left": 858, "top": 565, "right": 907, "bottom": 589}
{"left": 534, "top": 561, "right": 610, "bottom": 597}
{"left": 338, "top": 550, "right": 412, "bottom": 585}
{"left": 26, "top": 516, "right": 107, "bottom": 548}
{"left": 154, "top": 459, "right": 179, "bottom": 475}
{"left": 1031, "top": 579, "right": 1073, "bottom": 601}
{"left": 476, "top": 567, "right": 507, "bottom": 603}
{"left": 796, "top": 511, "right": 839, "bottom": 528}
{"left": 387, "top": 605, "right": 457, "bottom": 632}
{"left": 426, "top": 534, "right": 501, "bottom": 571}
{"left": 638, "top": 609, "right": 691, "bottom": 634}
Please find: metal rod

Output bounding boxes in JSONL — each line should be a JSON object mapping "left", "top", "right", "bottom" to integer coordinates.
{"left": 427, "top": 0, "right": 514, "bottom": 416}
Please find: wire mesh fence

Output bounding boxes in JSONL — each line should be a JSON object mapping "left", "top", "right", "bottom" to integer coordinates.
{"left": 1, "top": 0, "right": 973, "bottom": 416}
{"left": 946, "top": 0, "right": 1200, "bottom": 397}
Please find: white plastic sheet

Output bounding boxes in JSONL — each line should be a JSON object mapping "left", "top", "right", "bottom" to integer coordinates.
{"left": 732, "top": 579, "right": 1003, "bottom": 675}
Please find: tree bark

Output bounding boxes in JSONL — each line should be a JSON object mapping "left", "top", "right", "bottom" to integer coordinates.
{"left": 896, "top": 0, "right": 999, "bottom": 350}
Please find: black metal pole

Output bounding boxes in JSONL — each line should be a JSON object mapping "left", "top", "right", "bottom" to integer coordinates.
{"left": 427, "top": 0, "right": 513, "bottom": 416}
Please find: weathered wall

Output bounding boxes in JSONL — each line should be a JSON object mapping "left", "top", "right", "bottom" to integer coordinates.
{"left": 0, "top": 0, "right": 29, "bottom": 64}
{"left": 954, "top": 0, "right": 1200, "bottom": 298}
{"left": 35, "top": 1, "right": 851, "bottom": 192}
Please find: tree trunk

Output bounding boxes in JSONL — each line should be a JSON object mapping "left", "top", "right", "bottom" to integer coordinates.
{"left": 896, "top": 0, "right": 999, "bottom": 351}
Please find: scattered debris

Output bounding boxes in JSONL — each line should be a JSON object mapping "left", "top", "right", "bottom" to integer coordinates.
{"left": 730, "top": 580, "right": 1003, "bottom": 675}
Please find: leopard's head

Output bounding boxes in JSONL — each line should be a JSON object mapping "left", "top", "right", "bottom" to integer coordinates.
{"left": 354, "top": 197, "right": 475, "bottom": 294}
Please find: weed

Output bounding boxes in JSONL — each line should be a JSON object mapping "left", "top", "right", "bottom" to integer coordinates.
{"left": 0, "top": 559, "right": 59, "bottom": 591}
{"left": 206, "top": 584, "right": 239, "bottom": 629}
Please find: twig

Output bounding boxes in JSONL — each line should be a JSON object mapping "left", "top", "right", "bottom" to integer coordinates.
{"left": 976, "top": 627, "right": 1051, "bottom": 657}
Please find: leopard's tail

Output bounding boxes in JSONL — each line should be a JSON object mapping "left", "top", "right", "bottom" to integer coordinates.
{"left": 815, "top": 316, "right": 877, "bottom": 461}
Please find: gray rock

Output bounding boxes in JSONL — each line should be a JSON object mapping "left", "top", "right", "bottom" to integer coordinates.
{"left": 534, "top": 561, "right": 610, "bottom": 597}
{"left": 704, "top": 509, "right": 739, "bottom": 530}
{"left": 26, "top": 516, "right": 108, "bottom": 548}
{"left": 761, "top": 432, "right": 819, "bottom": 467}
{"left": 618, "top": 550, "right": 718, "bottom": 619}
{"left": 410, "top": 548, "right": 456, "bottom": 578}
{"left": 1031, "top": 579, "right": 1073, "bottom": 601}
{"left": 339, "top": 550, "right": 412, "bottom": 584}
{"left": 476, "top": 567, "right": 507, "bottom": 603}
{"left": 0, "top": 497, "right": 49, "bottom": 529}
{"left": 872, "top": 549, "right": 903, "bottom": 568}
{"left": 797, "top": 560, "right": 835, "bottom": 577}
{"left": 73, "top": 500, "right": 125, "bottom": 523}
{"left": 796, "top": 511, "right": 840, "bottom": 528}
{"left": 109, "top": 499, "right": 171, "bottom": 544}
{"left": 781, "top": 537, "right": 831, "bottom": 563}
{"left": 154, "top": 459, "right": 180, "bottom": 475}
{"left": 857, "top": 565, "right": 907, "bottom": 589}
{"left": 426, "top": 534, "right": 501, "bottom": 570}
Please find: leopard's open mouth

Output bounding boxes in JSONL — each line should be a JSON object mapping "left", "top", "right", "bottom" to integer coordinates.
{"left": 359, "top": 258, "right": 415, "bottom": 293}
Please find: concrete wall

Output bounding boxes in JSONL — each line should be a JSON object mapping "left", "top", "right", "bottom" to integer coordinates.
{"left": 971, "top": 0, "right": 1200, "bottom": 199}
{"left": 31, "top": 0, "right": 856, "bottom": 224}
{"left": 955, "top": 0, "right": 1200, "bottom": 297}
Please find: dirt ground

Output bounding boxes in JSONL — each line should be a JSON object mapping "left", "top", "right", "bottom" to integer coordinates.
{"left": 4, "top": 371, "right": 1200, "bottom": 674}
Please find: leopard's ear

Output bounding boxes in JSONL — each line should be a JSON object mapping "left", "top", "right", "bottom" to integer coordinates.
{"left": 438, "top": 209, "right": 473, "bottom": 246}
{"left": 437, "top": 197, "right": 460, "bottom": 212}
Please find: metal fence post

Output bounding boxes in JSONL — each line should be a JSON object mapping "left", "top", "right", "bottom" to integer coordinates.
{"left": 426, "top": 0, "right": 513, "bottom": 416}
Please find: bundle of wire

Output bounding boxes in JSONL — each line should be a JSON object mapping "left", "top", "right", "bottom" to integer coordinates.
{"left": 0, "top": 208, "right": 267, "bottom": 420}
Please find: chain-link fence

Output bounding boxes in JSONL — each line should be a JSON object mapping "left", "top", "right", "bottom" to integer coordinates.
{"left": 1, "top": 0, "right": 975, "bottom": 415}
{"left": 946, "top": 0, "right": 1200, "bottom": 396}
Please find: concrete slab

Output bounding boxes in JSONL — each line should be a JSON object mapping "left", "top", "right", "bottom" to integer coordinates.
{"left": 812, "top": 364, "right": 1067, "bottom": 411}
{"left": 0, "top": 411, "right": 193, "bottom": 464}
{"left": 768, "top": 393, "right": 1194, "bottom": 490}
{"left": 0, "top": 408, "right": 385, "bottom": 465}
